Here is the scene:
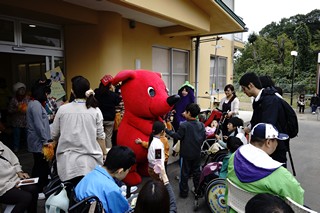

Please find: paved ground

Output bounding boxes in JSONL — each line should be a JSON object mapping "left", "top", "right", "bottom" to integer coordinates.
{"left": 3, "top": 107, "right": 320, "bottom": 213}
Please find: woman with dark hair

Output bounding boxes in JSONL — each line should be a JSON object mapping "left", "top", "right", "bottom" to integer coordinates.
{"left": 94, "top": 75, "right": 122, "bottom": 148}
{"left": 259, "top": 75, "right": 283, "bottom": 96}
{"left": 51, "top": 76, "right": 106, "bottom": 186}
{"left": 171, "top": 81, "right": 195, "bottom": 156}
{"left": 26, "top": 80, "right": 51, "bottom": 199}
{"left": 297, "top": 94, "right": 306, "bottom": 114}
{"left": 135, "top": 164, "right": 177, "bottom": 213}
{"left": 218, "top": 84, "right": 239, "bottom": 136}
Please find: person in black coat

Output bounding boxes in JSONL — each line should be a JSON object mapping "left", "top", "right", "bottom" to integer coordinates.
{"left": 240, "top": 72, "right": 289, "bottom": 166}
{"left": 310, "top": 93, "right": 319, "bottom": 114}
{"left": 94, "top": 75, "right": 122, "bottom": 148}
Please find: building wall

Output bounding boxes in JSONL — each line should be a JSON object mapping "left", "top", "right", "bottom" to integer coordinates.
{"left": 64, "top": 12, "right": 123, "bottom": 91}
{"left": 0, "top": 0, "right": 244, "bottom": 110}
{"left": 197, "top": 37, "right": 235, "bottom": 109}
{"left": 121, "top": 20, "right": 191, "bottom": 71}
{"left": 65, "top": 11, "right": 192, "bottom": 93}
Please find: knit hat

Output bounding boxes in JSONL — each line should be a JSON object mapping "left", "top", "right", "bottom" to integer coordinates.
{"left": 251, "top": 123, "right": 289, "bottom": 140}
{"left": 13, "top": 82, "right": 26, "bottom": 93}
{"left": 101, "top": 74, "right": 113, "bottom": 86}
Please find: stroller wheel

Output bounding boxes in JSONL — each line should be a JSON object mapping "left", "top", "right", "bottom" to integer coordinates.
{"left": 193, "top": 200, "right": 199, "bottom": 211}
{"left": 205, "top": 178, "right": 227, "bottom": 213}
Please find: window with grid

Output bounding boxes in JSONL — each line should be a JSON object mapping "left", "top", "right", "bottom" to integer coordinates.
{"left": 210, "top": 56, "right": 227, "bottom": 93}
{"left": 152, "top": 46, "right": 189, "bottom": 95}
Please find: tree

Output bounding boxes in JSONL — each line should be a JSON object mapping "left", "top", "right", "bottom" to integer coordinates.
{"left": 235, "top": 10, "right": 319, "bottom": 94}
{"left": 294, "top": 23, "right": 313, "bottom": 74}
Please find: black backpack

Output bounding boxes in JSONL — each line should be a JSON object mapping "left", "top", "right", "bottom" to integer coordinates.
{"left": 279, "top": 97, "right": 299, "bottom": 138}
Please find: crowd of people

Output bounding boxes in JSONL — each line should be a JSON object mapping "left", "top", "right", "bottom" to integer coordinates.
{"left": 0, "top": 71, "right": 311, "bottom": 213}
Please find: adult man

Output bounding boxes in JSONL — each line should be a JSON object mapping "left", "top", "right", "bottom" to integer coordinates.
{"left": 75, "top": 146, "right": 136, "bottom": 213}
{"left": 310, "top": 93, "right": 319, "bottom": 114}
{"left": 239, "top": 72, "right": 288, "bottom": 165}
{"left": 227, "top": 123, "right": 304, "bottom": 208}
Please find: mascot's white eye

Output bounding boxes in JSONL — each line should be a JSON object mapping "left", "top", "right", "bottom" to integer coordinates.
{"left": 148, "top": 87, "right": 155, "bottom": 97}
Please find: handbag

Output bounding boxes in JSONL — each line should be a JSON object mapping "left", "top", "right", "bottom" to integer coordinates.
{"left": 45, "top": 186, "right": 69, "bottom": 213}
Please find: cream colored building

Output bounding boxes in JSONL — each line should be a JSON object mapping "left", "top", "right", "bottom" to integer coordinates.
{"left": 0, "top": 0, "right": 245, "bottom": 109}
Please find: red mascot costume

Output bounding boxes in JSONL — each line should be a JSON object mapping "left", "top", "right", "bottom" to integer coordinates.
{"left": 112, "top": 70, "right": 179, "bottom": 186}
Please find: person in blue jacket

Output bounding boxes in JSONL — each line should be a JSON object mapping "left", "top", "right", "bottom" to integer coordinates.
{"left": 75, "top": 146, "right": 136, "bottom": 213}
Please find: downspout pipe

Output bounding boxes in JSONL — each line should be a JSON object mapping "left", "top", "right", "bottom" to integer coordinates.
{"left": 194, "top": 36, "right": 200, "bottom": 102}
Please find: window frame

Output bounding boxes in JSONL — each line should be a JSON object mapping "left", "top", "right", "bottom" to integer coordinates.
{"left": 210, "top": 55, "right": 227, "bottom": 94}
{"left": 152, "top": 46, "right": 190, "bottom": 95}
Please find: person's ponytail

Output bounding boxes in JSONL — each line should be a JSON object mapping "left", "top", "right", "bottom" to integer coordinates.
{"left": 85, "top": 89, "right": 98, "bottom": 108}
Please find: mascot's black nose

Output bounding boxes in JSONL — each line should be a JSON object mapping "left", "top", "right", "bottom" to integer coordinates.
{"left": 167, "top": 95, "right": 180, "bottom": 106}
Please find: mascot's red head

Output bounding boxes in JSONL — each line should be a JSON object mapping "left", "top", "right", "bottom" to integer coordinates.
{"left": 112, "top": 70, "right": 179, "bottom": 185}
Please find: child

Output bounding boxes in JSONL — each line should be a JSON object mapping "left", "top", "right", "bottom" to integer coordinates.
{"left": 219, "top": 136, "right": 243, "bottom": 179}
{"left": 145, "top": 121, "right": 166, "bottom": 180}
{"left": 165, "top": 103, "right": 206, "bottom": 198}
{"left": 135, "top": 123, "right": 169, "bottom": 171}
{"left": 75, "top": 146, "right": 136, "bottom": 213}
{"left": 216, "top": 117, "right": 245, "bottom": 148}
{"left": 205, "top": 120, "right": 218, "bottom": 137}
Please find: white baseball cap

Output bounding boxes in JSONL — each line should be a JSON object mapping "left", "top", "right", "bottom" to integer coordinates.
{"left": 251, "top": 123, "right": 289, "bottom": 140}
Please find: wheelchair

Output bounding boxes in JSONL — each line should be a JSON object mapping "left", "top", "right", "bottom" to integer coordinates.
{"left": 194, "top": 177, "right": 227, "bottom": 212}
{"left": 205, "top": 178, "right": 227, "bottom": 212}
{"left": 194, "top": 148, "right": 228, "bottom": 212}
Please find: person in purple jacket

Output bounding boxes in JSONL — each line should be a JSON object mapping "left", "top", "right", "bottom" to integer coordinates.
{"left": 171, "top": 81, "right": 195, "bottom": 156}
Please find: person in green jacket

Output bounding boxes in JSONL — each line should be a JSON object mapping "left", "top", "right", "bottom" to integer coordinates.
{"left": 226, "top": 123, "right": 304, "bottom": 212}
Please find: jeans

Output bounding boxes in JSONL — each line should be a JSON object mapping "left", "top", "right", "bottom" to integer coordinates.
{"left": 311, "top": 105, "right": 318, "bottom": 113}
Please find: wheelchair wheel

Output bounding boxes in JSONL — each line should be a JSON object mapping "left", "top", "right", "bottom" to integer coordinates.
{"left": 205, "top": 178, "right": 227, "bottom": 213}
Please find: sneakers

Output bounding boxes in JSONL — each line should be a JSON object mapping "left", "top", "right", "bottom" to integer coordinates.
{"left": 120, "top": 185, "right": 138, "bottom": 197}
{"left": 130, "top": 186, "right": 138, "bottom": 193}
{"left": 312, "top": 111, "right": 316, "bottom": 114}
{"left": 38, "top": 193, "right": 46, "bottom": 200}
{"left": 121, "top": 185, "right": 138, "bottom": 193}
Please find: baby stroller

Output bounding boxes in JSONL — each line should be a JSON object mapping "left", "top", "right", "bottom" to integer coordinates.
{"left": 200, "top": 109, "right": 223, "bottom": 151}
{"left": 200, "top": 109, "right": 228, "bottom": 160}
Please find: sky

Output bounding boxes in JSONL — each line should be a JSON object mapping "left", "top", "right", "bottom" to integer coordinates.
{"left": 234, "top": 0, "right": 320, "bottom": 41}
